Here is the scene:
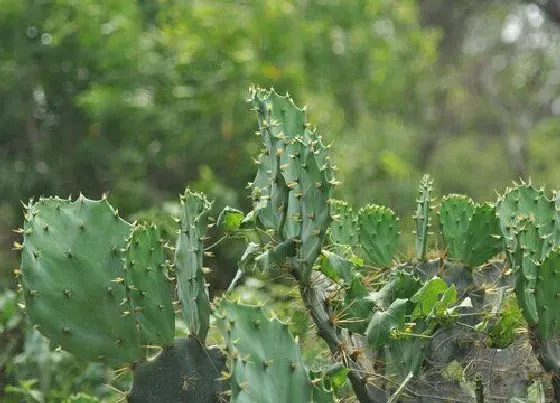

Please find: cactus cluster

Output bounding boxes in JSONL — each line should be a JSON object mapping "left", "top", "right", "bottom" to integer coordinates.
{"left": 14, "top": 89, "right": 560, "bottom": 402}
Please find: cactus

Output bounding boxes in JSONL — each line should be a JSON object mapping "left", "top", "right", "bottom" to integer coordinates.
{"left": 414, "top": 174, "right": 434, "bottom": 261}
{"left": 357, "top": 204, "right": 400, "bottom": 268}
{"left": 247, "top": 88, "right": 334, "bottom": 283}
{"left": 124, "top": 224, "right": 175, "bottom": 347}
{"left": 496, "top": 182, "right": 559, "bottom": 259}
{"left": 128, "top": 336, "right": 226, "bottom": 403}
{"left": 329, "top": 200, "right": 357, "bottom": 254}
{"left": 20, "top": 196, "right": 146, "bottom": 363}
{"left": 216, "top": 299, "right": 334, "bottom": 402}
{"left": 17, "top": 88, "right": 560, "bottom": 402}
{"left": 439, "top": 195, "right": 502, "bottom": 267}
{"left": 174, "top": 189, "right": 212, "bottom": 342}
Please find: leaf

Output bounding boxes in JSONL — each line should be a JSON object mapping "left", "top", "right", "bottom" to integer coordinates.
{"left": 410, "top": 276, "right": 453, "bottom": 318}
{"left": 366, "top": 298, "right": 408, "bottom": 349}
{"left": 217, "top": 206, "right": 244, "bottom": 232}
{"left": 319, "top": 250, "right": 354, "bottom": 284}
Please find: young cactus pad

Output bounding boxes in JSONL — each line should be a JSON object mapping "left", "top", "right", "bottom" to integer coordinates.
{"left": 357, "top": 204, "right": 400, "bottom": 268}
{"left": 20, "top": 196, "right": 148, "bottom": 363}
{"left": 414, "top": 174, "right": 433, "bottom": 261}
{"left": 216, "top": 300, "right": 334, "bottom": 403}
{"left": 174, "top": 189, "right": 212, "bottom": 342}
{"left": 496, "top": 182, "right": 560, "bottom": 259}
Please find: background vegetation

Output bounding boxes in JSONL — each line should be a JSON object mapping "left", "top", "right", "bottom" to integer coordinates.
{"left": 2, "top": 0, "right": 560, "bottom": 400}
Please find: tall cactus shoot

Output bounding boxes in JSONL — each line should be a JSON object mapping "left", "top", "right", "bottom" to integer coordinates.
{"left": 247, "top": 88, "right": 335, "bottom": 283}
{"left": 414, "top": 174, "right": 433, "bottom": 261}
{"left": 174, "top": 189, "right": 212, "bottom": 342}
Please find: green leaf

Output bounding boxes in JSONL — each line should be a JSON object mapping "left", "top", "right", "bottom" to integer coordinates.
{"left": 319, "top": 250, "right": 354, "bottom": 284}
{"left": 366, "top": 298, "right": 408, "bottom": 349}
{"left": 410, "top": 276, "right": 455, "bottom": 318}
{"left": 217, "top": 206, "right": 245, "bottom": 232}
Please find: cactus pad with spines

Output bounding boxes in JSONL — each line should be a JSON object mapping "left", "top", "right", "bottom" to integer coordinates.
{"left": 329, "top": 200, "right": 357, "bottom": 254}
{"left": 497, "top": 182, "right": 560, "bottom": 259}
{"left": 414, "top": 174, "right": 434, "bottom": 261}
{"left": 535, "top": 248, "right": 560, "bottom": 340}
{"left": 510, "top": 216, "right": 543, "bottom": 326}
{"left": 174, "top": 189, "right": 212, "bottom": 342}
{"left": 124, "top": 224, "right": 175, "bottom": 347}
{"left": 439, "top": 195, "right": 502, "bottom": 266}
{"left": 439, "top": 194, "right": 475, "bottom": 260}
{"left": 248, "top": 88, "right": 334, "bottom": 283}
{"left": 20, "top": 196, "right": 144, "bottom": 363}
{"left": 357, "top": 204, "right": 400, "bottom": 268}
{"left": 216, "top": 300, "right": 334, "bottom": 403}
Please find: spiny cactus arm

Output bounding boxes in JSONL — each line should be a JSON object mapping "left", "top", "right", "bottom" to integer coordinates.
{"left": 414, "top": 174, "right": 433, "bottom": 261}
{"left": 174, "top": 189, "right": 212, "bottom": 342}
{"left": 292, "top": 269, "right": 387, "bottom": 403}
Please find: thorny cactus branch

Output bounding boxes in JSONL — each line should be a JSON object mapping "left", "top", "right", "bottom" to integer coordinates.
{"left": 293, "top": 268, "right": 387, "bottom": 403}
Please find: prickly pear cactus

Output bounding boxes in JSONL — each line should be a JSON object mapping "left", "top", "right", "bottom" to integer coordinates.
{"left": 174, "top": 189, "right": 212, "bottom": 342}
{"left": 329, "top": 200, "right": 357, "bottom": 250}
{"left": 216, "top": 300, "right": 334, "bottom": 403}
{"left": 414, "top": 175, "right": 433, "bottom": 261}
{"left": 20, "top": 196, "right": 145, "bottom": 363}
{"left": 357, "top": 204, "right": 400, "bottom": 268}
{"left": 497, "top": 182, "right": 560, "bottom": 259}
{"left": 247, "top": 87, "right": 335, "bottom": 283}
{"left": 124, "top": 224, "right": 175, "bottom": 346}
{"left": 439, "top": 195, "right": 501, "bottom": 267}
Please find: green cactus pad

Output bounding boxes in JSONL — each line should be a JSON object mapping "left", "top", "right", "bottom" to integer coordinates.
{"left": 357, "top": 204, "right": 400, "bottom": 268}
{"left": 535, "top": 248, "right": 560, "bottom": 340}
{"left": 414, "top": 174, "right": 434, "bottom": 261}
{"left": 21, "top": 196, "right": 143, "bottom": 363}
{"left": 128, "top": 336, "right": 227, "bottom": 403}
{"left": 174, "top": 189, "right": 212, "bottom": 342}
{"left": 439, "top": 195, "right": 502, "bottom": 266}
{"left": 329, "top": 200, "right": 356, "bottom": 248}
{"left": 497, "top": 182, "right": 559, "bottom": 259}
{"left": 511, "top": 216, "right": 543, "bottom": 326}
{"left": 462, "top": 202, "right": 502, "bottom": 267}
{"left": 216, "top": 300, "right": 334, "bottom": 403}
{"left": 124, "top": 224, "right": 174, "bottom": 347}
{"left": 248, "top": 88, "right": 334, "bottom": 283}
{"left": 439, "top": 194, "right": 475, "bottom": 260}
